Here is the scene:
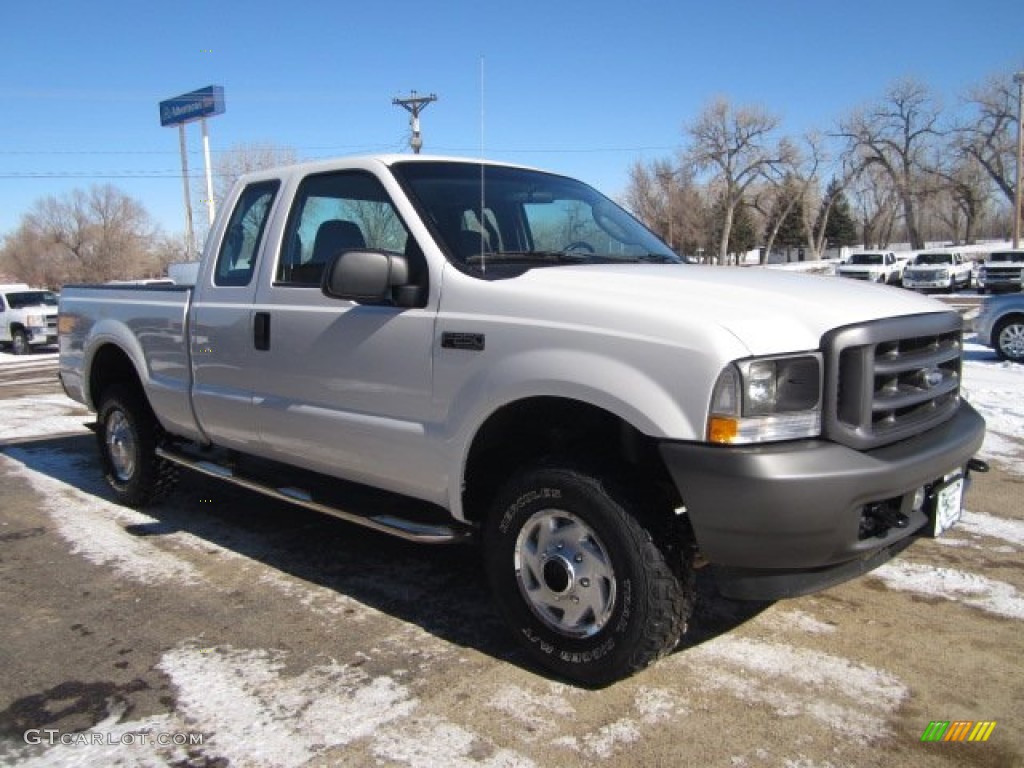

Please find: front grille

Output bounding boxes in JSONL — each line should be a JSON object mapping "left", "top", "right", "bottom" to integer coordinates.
{"left": 986, "top": 267, "right": 1022, "bottom": 280}
{"left": 904, "top": 269, "right": 944, "bottom": 281}
{"left": 823, "top": 313, "right": 963, "bottom": 451}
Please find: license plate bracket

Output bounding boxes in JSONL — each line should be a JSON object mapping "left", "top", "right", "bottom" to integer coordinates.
{"left": 928, "top": 473, "right": 964, "bottom": 538}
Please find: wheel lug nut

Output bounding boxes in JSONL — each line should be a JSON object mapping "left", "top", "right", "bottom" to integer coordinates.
{"left": 571, "top": 596, "right": 579, "bottom": 603}
{"left": 580, "top": 578, "right": 590, "bottom": 588}
{"left": 574, "top": 554, "right": 583, "bottom": 563}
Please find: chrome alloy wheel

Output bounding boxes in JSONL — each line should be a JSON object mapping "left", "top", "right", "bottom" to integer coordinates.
{"left": 513, "top": 509, "right": 617, "bottom": 638}
{"left": 105, "top": 410, "right": 137, "bottom": 482}
{"left": 998, "top": 321, "right": 1024, "bottom": 361}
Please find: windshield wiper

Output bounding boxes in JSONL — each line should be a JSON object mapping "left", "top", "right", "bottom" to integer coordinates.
{"left": 631, "top": 253, "right": 679, "bottom": 264}
{"left": 465, "top": 250, "right": 593, "bottom": 265}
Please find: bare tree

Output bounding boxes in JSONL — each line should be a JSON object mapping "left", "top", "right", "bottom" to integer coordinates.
{"left": 623, "top": 159, "right": 706, "bottom": 255}
{"left": 847, "top": 164, "right": 900, "bottom": 248}
{"left": 0, "top": 186, "right": 165, "bottom": 287}
{"left": 752, "top": 132, "right": 829, "bottom": 262}
{"left": 685, "top": 98, "right": 791, "bottom": 263}
{"left": 957, "top": 72, "right": 1019, "bottom": 207}
{"left": 212, "top": 142, "right": 299, "bottom": 204}
{"left": 838, "top": 79, "right": 941, "bottom": 250}
{"left": 923, "top": 152, "right": 992, "bottom": 244}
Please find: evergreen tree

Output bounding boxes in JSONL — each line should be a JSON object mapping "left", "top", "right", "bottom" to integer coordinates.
{"left": 820, "top": 179, "right": 858, "bottom": 248}
{"left": 775, "top": 196, "right": 805, "bottom": 249}
{"left": 711, "top": 195, "right": 756, "bottom": 261}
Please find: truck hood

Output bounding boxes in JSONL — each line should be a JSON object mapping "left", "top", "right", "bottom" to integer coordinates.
{"left": 511, "top": 264, "right": 951, "bottom": 356}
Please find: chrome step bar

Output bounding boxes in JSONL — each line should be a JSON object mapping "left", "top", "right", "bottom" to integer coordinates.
{"left": 155, "top": 447, "right": 472, "bottom": 544}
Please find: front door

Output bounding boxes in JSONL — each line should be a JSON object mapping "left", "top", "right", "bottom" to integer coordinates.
{"left": 249, "top": 169, "right": 440, "bottom": 499}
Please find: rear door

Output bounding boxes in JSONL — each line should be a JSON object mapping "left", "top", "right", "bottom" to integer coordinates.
{"left": 190, "top": 179, "right": 281, "bottom": 450}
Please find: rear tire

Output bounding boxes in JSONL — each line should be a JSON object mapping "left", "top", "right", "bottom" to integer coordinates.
{"left": 96, "top": 384, "right": 177, "bottom": 506}
{"left": 483, "top": 462, "right": 694, "bottom": 686}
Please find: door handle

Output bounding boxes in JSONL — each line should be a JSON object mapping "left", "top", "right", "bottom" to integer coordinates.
{"left": 254, "top": 312, "right": 271, "bottom": 351}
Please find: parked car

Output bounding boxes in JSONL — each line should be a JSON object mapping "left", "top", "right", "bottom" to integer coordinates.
{"left": 0, "top": 283, "right": 59, "bottom": 354}
{"left": 902, "top": 251, "right": 973, "bottom": 293}
{"left": 975, "top": 293, "right": 1024, "bottom": 362}
{"left": 977, "top": 249, "right": 1024, "bottom": 294}
{"left": 836, "top": 251, "right": 904, "bottom": 284}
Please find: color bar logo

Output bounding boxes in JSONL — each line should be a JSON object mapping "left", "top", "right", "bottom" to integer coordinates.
{"left": 921, "top": 720, "right": 997, "bottom": 742}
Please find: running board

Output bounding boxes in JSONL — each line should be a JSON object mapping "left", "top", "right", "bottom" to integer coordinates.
{"left": 155, "top": 447, "right": 471, "bottom": 544}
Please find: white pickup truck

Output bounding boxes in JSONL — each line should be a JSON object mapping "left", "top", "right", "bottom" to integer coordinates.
{"left": 1, "top": 283, "right": 59, "bottom": 354}
{"left": 977, "top": 249, "right": 1024, "bottom": 294}
{"left": 58, "top": 155, "right": 986, "bottom": 685}
{"left": 902, "top": 250, "right": 973, "bottom": 292}
{"left": 836, "top": 251, "right": 904, "bottom": 284}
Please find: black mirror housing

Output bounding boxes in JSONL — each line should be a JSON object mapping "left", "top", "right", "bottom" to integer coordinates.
{"left": 321, "top": 250, "right": 409, "bottom": 304}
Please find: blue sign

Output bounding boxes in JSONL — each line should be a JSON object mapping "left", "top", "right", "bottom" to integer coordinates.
{"left": 159, "top": 86, "right": 225, "bottom": 127}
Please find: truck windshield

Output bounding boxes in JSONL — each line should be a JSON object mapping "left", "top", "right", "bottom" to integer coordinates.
{"left": 914, "top": 253, "right": 953, "bottom": 265}
{"left": 7, "top": 291, "right": 57, "bottom": 309}
{"left": 849, "top": 254, "right": 882, "bottom": 265}
{"left": 391, "top": 161, "right": 678, "bottom": 274}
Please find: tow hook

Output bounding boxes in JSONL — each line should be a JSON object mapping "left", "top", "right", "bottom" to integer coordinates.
{"left": 967, "top": 458, "right": 990, "bottom": 474}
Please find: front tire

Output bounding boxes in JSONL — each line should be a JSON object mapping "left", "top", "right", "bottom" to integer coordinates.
{"left": 11, "top": 329, "right": 29, "bottom": 355}
{"left": 96, "top": 384, "right": 177, "bottom": 506}
{"left": 994, "top": 316, "right": 1024, "bottom": 363}
{"left": 483, "top": 463, "right": 694, "bottom": 686}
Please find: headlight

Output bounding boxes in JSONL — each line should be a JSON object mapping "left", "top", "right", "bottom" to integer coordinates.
{"left": 25, "top": 314, "right": 43, "bottom": 327}
{"left": 707, "top": 354, "right": 822, "bottom": 444}
{"left": 936, "top": 269, "right": 949, "bottom": 280}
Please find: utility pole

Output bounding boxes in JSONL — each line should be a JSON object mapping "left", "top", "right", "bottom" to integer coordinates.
{"left": 392, "top": 91, "right": 437, "bottom": 154}
{"left": 1013, "top": 71, "right": 1024, "bottom": 249}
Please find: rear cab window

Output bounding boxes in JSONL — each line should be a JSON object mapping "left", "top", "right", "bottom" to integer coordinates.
{"left": 214, "top": 181, "right": 280, "bottom": 287}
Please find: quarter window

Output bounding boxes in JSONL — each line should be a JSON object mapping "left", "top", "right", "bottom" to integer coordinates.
{"left": 214, "top": 180, "right": 280, "bottom": 287}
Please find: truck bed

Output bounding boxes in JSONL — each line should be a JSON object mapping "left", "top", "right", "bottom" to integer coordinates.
{"left": 58, "top": 284, "right": 199, "bottom": 440}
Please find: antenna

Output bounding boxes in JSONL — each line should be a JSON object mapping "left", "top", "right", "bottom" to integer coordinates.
{"left": 480, "top": 57, "right": 486, "bottom": 274}
{"left": 392, "top": 91, "right": 437, "bottom": 154}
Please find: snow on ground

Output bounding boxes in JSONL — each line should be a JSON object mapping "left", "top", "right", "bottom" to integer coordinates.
{"left": 963, "top": 338, "right": 1024, "bottom": 476}
{"left": 672, "top": 637, "right": 909, "bottom": 741}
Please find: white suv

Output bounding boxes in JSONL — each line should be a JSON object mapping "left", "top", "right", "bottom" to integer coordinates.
{"left": 0, "top": 284, "right": 59, "bottom": 354}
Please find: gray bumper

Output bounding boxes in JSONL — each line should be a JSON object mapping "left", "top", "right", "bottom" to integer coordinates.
{"left": 658, "top": 402, "right": 985, "bottom": 600}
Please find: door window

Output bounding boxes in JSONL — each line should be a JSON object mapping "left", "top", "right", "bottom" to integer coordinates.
{"left": 277, "top": 171, "right": 410, "bottom": 286}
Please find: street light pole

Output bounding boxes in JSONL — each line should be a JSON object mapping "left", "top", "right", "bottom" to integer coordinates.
{"left": 1013, "top": 71, "right": 1024, "bottom": 249}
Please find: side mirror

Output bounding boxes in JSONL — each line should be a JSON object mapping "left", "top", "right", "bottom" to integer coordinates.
{"left": 321, "top": 250, "right": 409, "bottom": 305}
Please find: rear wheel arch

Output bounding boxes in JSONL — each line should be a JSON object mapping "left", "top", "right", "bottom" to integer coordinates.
{"left": 88, "top": 343, "right": 145, "bottom": 411}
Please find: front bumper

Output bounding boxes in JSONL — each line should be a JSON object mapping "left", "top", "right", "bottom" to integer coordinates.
{"left": 903, "top": 278, "right": 951, "bottom": 290}
{"left": 658, "top": 402, "right": 985, "bottom": 599}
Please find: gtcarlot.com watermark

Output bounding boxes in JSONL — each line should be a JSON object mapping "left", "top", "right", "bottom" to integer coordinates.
{"left": 24, "top": 728, "right": 205, "bottom": 747}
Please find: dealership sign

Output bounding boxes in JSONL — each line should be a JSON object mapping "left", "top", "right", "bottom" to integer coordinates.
{"left": 159, "top": 85, "right": 225, "bottom": 127}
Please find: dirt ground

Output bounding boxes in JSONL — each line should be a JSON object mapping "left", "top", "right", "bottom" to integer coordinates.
{"left": 0, "top": 356, "right": 1021, "bottom": 767}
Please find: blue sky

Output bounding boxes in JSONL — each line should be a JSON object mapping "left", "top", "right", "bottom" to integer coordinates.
{"left": 1, "top": 0, "right": 1021, "bottom": 240}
